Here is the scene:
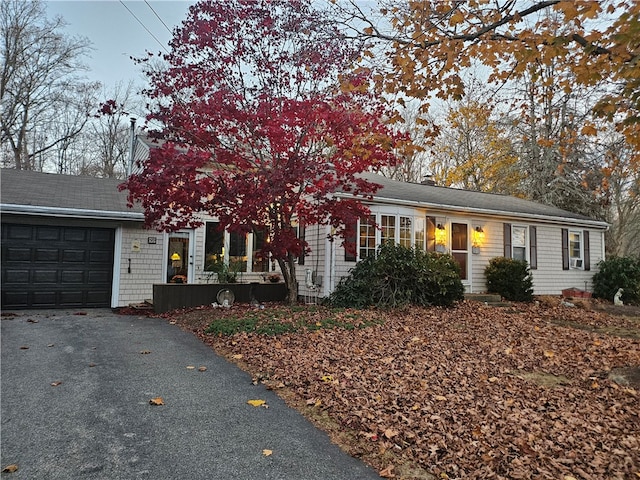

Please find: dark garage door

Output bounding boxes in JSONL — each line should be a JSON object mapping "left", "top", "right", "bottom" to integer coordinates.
{"left": 1, "top": 224, "right": 115, "bottom": 309}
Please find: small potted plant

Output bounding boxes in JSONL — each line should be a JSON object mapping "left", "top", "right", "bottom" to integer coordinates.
{"left": 265, "top": 273, "right": 281, "bottom": 283}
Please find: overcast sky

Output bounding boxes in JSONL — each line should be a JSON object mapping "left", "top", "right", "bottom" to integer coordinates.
{"left": 45, "top": 1, "right": 194, "bottom": 90}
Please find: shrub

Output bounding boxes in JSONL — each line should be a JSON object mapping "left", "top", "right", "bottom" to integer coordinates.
{"left": 592, "top": 256, "right": 640, "bottom": 305}
{"left": 484, "top": 257, "right": 533, "bottom": 302}
{"left": 329, "top": 243, "right": 464, "bottom": 308}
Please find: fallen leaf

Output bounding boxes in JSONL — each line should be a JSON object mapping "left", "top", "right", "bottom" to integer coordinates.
{"left": 19, "top": 346, "right": 28, "bottom": 350}
{"left": 564, "top": 476, "right": 578, "bottom": 480}
{"left": 321, "top": 375, "right": 333, "bottom": 382}
{"left": 379, "top": 464, "right": 394, "bottom": 478}
{"left": 232, "top": 354, "right": 243, "bottom": 359}
{"left": 434, "top": 395, "right": 447, "bottom": 401}
{"left": 543, "top": 350, "right": 555, "bottom": 358}
{"left": 198, "top": 366, "right": 207, "bottom": 372}
{"left": 88, "top": 363, "right": 96, "bottom": 367}
{"left": 186, "top": 365, "right": 196, "bottom": 370}
{"left": 262, "top": 449, "right": 273, "bottom": 457}
{"left": 488, "top": 376, "right": 499, "bottom": 383}
{"left": 384, "top": 428, "right": 399, "bottom": 439}
{"left": 149, "top": 397, "right": 164, "bottom": 406}
{"left": 47, "top": 344, "right": 54, "bottom": 347}
{"left": 27, "top": 318, "right": 38, "bottom": 323}
{"left": 247, "top": 399, "right": 267, "bottom": 407}
{"left": 2, "top": 464, "right": 18, "bottom": 473}
{"left": 140, "top": 350, "right": 151, "bottom": 354}
{"left": 50, "top": 381, "right": 62, "bottom": 387}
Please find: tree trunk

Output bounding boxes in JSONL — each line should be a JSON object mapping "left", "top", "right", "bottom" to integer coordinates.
{"left": 278, "top": 254, "right": 298, "bottom": 305}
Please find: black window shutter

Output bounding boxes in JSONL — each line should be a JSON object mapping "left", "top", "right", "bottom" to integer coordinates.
{"left": 529, "top": 226, "right": 537, "bottom": 270}
{"left": 344, "top": 222, "right": 357, "bottom": 262}
{"left": 503, "top": 223, "right": 512, "bottom": 258}
{"left": 298, "top": 225, "right": 305, "bottom": 265}
{"left": 561, "top": 228, "right": 569, "bottom": 270}
{"left": 583, "top": 230, "right": 590, "bottom": 271}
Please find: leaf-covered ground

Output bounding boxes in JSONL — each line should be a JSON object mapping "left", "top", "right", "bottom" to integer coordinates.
{"left": 164, "top": 301, "right": 640, "bottom": 480}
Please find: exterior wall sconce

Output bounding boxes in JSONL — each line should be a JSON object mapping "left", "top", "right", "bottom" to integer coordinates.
{"left": 472, "top": 226, "right": 484, "bottom": 254}
{"left": 435, "top": 223, "right": 447, "bottom": 253}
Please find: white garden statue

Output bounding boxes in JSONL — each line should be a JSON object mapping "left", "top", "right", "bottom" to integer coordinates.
{"left": 613, "top": 288, "right": 624, "bottom": 306}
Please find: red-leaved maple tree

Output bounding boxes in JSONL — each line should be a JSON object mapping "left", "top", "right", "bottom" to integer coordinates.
{"left": 123, "top": 0, "right": 408, "bottom": 303}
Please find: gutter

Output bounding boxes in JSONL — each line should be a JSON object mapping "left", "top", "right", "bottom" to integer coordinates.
{"left": 335, "top": 193, "right": 610, "bottom": 229}
{"left": 0, "top": 203, "right": 145, "bottom": 222}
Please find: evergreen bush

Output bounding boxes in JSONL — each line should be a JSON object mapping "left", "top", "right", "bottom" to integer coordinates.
{"left": 592, "top": 256, "right": 640, "bottom": 305}
{"left": 484, "top": 257, "right": 534, "bottom": 302}
{"left": 329, "top": 243, "right": 464, "bottom": 308}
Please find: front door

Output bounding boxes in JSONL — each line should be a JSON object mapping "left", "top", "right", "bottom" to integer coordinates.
{"left": 166, "top": 231, "right": 194, "bottom": 283}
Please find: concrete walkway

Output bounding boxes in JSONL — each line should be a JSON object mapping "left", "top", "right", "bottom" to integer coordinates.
{"left": 1, "top": 309, "right": 381, "bottom": 480}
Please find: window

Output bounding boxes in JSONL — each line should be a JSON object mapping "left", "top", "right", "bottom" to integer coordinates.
{"left": 400, "top": 217, "right": 412, "bottom": 247}
{"left": 354, "top": 213, "right": 425, "bottom": 258}
{"left": 381, "top": 215, "right": 396, "bottom": 244}
{"left": 204, "top": 222, "right": 224, "bottom": 271}
{"left": 512, "top": 226, "right": 527, "bottom": 261}
{"left": 561, "top": 228, "right": 590, "bottom": 271}
{"left": 359, "top": 215, "right": 376, "bottom": 259}
{"left": 504, "top": 223, "right": 537, "bottom": 269}
{"left": 569, "top": 231, "right": 583, "bottom": 269}
{"left": 252, "top": 229, "right": 269, "bottom": 272}
{"left": 426, "top": 216, "right": 436, "bottom": 252}
{"left": 205, "top": 222, "right": 274, "bottom": 274}
{"left": 229, "top": 231, "right": 248, "bottom": 272}
{"left": 414, "top": 217, "right": 425, "bottom": 250}
{"left": 451, "top": 223, "right": 468, "bottom": 280}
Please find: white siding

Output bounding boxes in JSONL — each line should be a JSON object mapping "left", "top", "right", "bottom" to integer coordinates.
{"left": 308, "top": 206, "right": 606, "bottom": 298}
{"left": 116, "top": 225, "right": 164, "bottom": 306}
{"left": 531, "top": 225, "right": 604, "bottom": 294}
{"left": 296, "top": 224, "right": 328, "bottom": 299}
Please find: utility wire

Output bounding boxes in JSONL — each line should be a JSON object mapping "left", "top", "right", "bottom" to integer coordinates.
{"left": 119, "top": 0, "right": 169, "bottom": 53}
{"left": 144, "top": 0, "right": 174, "bottom": 35}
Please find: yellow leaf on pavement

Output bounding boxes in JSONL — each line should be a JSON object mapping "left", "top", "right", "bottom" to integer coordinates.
{"left": 186, "top": 365, "right": 196, "bottom": 370}
{"left": 247, "top": 399, "right": 267, "bottom": 407}
{"left": 149, "top": 397, "right": 164, "bottom": 406}
{"left": 2, "top": 464, "right": 18, "bottom": 473}
{"left": 262, "top": 449, "right": 273, "bottom": 456}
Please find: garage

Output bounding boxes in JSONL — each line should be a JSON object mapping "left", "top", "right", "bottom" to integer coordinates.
{"left": 1, "top": 223, "right": 115, "bottom": 309}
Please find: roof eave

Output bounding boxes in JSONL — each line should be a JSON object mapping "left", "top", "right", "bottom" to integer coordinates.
{"left": 1, "top": 204, "right": 145, "bottom": 222}
{"left": 335, "top": 193, "right": 609, "bottom": 229}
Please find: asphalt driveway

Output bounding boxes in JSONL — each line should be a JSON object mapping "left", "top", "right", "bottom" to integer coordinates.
{"left": 1, "top": 309, "right": 381, "bottom": 480}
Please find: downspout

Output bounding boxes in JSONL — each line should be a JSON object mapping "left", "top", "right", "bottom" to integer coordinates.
{"left": 127, "top": 117, "right": 136, "bottom": 177}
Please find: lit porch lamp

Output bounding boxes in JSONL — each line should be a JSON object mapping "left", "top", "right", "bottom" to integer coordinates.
{"left": 435, "top": 223, "right": 447, "bottom": 253}
{"left": 472, "top": 226, "right": 484, "bottom": 254}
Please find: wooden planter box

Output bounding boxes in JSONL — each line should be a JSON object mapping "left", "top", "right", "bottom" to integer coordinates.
{"left": 561, "top": 288, "right": 592, "bottom": 299}
{"left": 153, "top": 282, "right": 288, "bottom": 313}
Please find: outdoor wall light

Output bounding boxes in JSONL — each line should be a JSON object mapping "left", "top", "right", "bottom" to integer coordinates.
{"left": 472, "top": 226, "right": 485, "bottom": 254}
{"left": 435, "top": 223, "right": 447, "bottom": 252}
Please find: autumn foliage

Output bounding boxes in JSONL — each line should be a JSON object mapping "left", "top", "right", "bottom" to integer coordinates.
{"left": 172, "top": 301, "right": 640, "bottom": 479}
{"left": 123, "top": 0, "right": 407, "bottom": 302}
